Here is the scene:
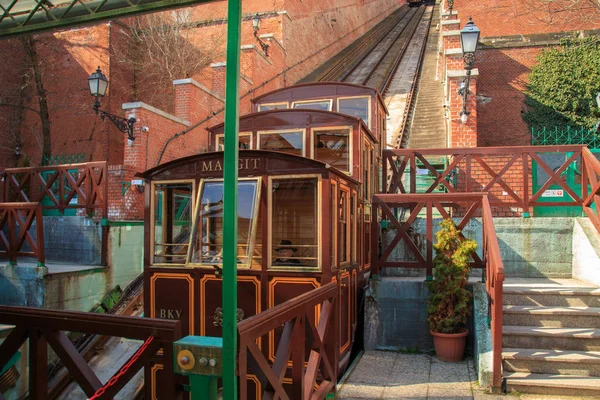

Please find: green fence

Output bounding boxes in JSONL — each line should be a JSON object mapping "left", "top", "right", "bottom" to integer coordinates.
{"left": 532, "top": 127, "right": 600, "bottom": 149}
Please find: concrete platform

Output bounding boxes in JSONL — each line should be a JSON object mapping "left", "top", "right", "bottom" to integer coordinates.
{"left": 337, "top": 351, "right": 595, "bottom": 399}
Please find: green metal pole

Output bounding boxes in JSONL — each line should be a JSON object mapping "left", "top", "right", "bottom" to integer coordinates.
{"left": 223, "top": 0, "right": 241, "bottom": 399}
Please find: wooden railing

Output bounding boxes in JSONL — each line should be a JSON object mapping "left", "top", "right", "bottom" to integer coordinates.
{"left": 0, "top": 202, "right": 44, "bottom": 265}
{"left": 371, "top": 193, "right": 505, "bottom": 391}
{"left": 582, "top": 147, "right": 600, "bottom": 232}
{"left": 2, "top": 162, "right": 109, "bottom": 264}
{"left": 0, "top": 306, "right": 182, "bottom": 400}
{"left": 481, "top": 195, "right": 505, "bottom": 392}
{"left": 383, "top": 145, "right": 600, "bottom": 223}
{"left": 2, "top": 162, "right": 108, "bottom": 213}
{"left": 238, "top": 282, "right": 338, "bottom": 400}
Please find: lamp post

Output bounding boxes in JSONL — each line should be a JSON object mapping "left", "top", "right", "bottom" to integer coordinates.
{"left": 447, "top": 0, "right": 454, "bottom": 15}
{"left": 88, "top": 66, "right": 136, "bottom": 143}
{"left": 458, "top": 17, "right": 480, "bottom": 124}
{"left": 251, "top": 13, "right": 269, "bottom": 57}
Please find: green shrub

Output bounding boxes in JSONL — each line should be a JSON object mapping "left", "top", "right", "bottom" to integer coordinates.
{"left": 427, "top": 219, "right": 478, "bottom": 334}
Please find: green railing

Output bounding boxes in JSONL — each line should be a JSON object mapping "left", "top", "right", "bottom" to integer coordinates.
{"left": 532, "top": 127, "right": 600, "bottom": 149}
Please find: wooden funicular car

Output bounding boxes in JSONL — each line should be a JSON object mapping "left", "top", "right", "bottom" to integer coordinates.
{"left": 142, "top": 82, "right": 387, "bottom": 398}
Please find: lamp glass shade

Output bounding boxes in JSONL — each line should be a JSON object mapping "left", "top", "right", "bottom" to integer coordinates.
{"left": 251, "top": 14, "right": 261, "bottom": 30}
{"left": 88, "top": 67, "right": 108, "bottom": 97}
{"left": 596, "top": 92, "right": 600, "bottom": 108}
{"left": 460, "top": 18, "right": 480, "bottom": 55}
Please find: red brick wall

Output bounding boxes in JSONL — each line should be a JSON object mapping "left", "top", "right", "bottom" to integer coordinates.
{"left": 476, "top": 47, "right": 542, "bottom": 147}
{"left": 453, "top": 0, "right": 600, "bottom": 37}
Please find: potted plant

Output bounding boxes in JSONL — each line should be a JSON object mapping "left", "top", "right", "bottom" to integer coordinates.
{"left": 427, "top": 219, "right": 477, "bottom": 362}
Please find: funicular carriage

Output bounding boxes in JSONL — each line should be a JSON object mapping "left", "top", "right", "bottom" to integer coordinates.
{"left": 143, "top": 83, "right": 388, "bottom": 398}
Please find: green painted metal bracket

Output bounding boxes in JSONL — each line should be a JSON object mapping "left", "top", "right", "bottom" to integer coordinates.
{"left": 0, "top": 0, "right": 222, "bottom": 38}
{"left": 122, "top": 181, "right": 132, "bottom": 196}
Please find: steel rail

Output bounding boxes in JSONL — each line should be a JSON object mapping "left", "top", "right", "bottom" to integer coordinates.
{"left": 362, "top": 8, "right": 425, "bottom": 88}
{"left": 379, "top": 5, "right": 431, "bottom": 96}
{"left": 396, "top": 3, "right": 435, "bottom": 148}
{"left": 318, "top": 7, "right": 412, "bottom": 82}
{"left": 336, "top": 8, "right": 418, "bottom": 83}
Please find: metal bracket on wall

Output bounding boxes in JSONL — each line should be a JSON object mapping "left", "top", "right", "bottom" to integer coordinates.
{"left": 121, "top": 181, "right": 131, "bottom": 196}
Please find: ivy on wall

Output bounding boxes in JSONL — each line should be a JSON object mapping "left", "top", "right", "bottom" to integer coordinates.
{"left": 523, "top": 37, "right": 600, "bottom": 131}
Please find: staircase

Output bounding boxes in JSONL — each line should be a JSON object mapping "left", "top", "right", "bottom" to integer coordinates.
{"left": 502, "top": 279, "right": 600, "bottom": 396}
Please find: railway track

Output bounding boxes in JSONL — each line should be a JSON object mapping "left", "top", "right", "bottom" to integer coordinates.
{"left": 307, "top": 3, "right": 434, "bottom": 148}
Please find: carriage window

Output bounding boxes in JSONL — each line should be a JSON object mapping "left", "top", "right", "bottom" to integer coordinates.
{"left": 338, "top": 97, "right": 370, "bottom": 127}
{"left": 292, "top": 99, "right": 332, "bottom": 111}
{"left": 189, "top": 180, "right": 259, "bottom": 267}
{"left": 152, "top": 182, "right": 194, "bottom": 264}
{"left": 259, "top": 130, "right": 304, "bottom": 156}
{"left": 270, "top": 178, "right": 318, "bottom": 269}
{"left": 313, "top": 128, "right": 351, "bottom": 173}
{"left": 216, "top": 133, "right": 251, "bottom": 151}
{"left": 258, "top": 102, "right": 288, "bottom": 111}
{"left": 339, "top": 190, "right": 349, "bottom": 265}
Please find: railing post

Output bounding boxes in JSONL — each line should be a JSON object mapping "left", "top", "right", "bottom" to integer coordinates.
{"left": 371, "top": 200, "right": 379, "bottom": 275}
{"left": 36, "top": 203, "right": 45, "bottom": 267}
{"left": 522, "top": 152, "right": 530, "bottom": 217}
{"left": 8, "top": 208, "right": 16, "bottom": 265}
{"left": 29, "top": 328, "right": 48, "bottom": 400}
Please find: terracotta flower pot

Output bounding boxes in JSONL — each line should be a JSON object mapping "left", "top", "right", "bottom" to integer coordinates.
{"left": 430, "top": 328, "right": 469, "bottom": 362}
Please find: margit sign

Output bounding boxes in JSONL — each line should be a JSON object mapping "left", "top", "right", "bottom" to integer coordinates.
{"left": 201, "top": 157, "right": 260, "bottom": 173}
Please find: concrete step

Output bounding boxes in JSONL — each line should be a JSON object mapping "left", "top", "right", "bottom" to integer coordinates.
{"left": 503, "top": 305, "right": 600, "bottom": 328}
{"left": 504, "top": 287, "right": 600, "bottom": 307}
{"left": 505, "top": 372, "right": 600, "bottom": 397}
{"left": 503, "top": 348, "right": 600, "bottom": 377}
{"left": 503, "top": 326, "right": 600, "bottom": 351}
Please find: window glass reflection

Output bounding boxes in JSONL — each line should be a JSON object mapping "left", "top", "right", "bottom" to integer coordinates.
{"left": 190, "top": 180, "right": 259, "bottom": 267}
{"left": 314, "top": 128, "right": 350, "bottom": 172}
{"left": 339, "top": 97, "right": 369, "bottom": 127}
{"left": 259, "top": 131, "right": 304, "bottom": 156}
{"left": 258, "top": 103, "right": 288, "bottom": 111}
{"left": 271, "top": 178, "right": 318, "bottom": 269}
{"left": 292, "top": 100, "right": 332, "bottom": 111}
{"left": 153, "top": 182, "right": 193, "bottom": 264}
{"left": 216, "top": 134, "right": 251, "bottom": 151}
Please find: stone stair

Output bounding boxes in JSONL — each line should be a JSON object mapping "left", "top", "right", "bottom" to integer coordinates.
{"left": 502, "top": 279, "right": 600, "bottom": 396}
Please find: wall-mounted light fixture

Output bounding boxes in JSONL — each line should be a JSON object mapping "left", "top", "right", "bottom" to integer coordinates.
{"left": 447, "top": 0, "right": 454, "bottom": 15}
{"left": 88, "top": 66, "right": 136, "bottom": 143}
{"left": 595, "top": 92, "right": 600, "bottom": 132}
{"left": 251, "top": 13, "right": 269, "bottom": 57}
{"left": 458, "top": 17, "right": 480, "bottom": 124}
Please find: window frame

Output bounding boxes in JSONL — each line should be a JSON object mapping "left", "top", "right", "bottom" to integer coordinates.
{"left": 310, "top": 125, "right": 353, "bottom": 175}
{"left": 291, "top": 99, "right": 333, "bottom": 111}
{"left": 185, "top": 177, "right": 262, "bottom": 269}
{"left": 339, "top": 185, "right": 351, "bottom": 267}
{"left": 267, "top": 174, "right": 322, "bottom": 271}
{"left": 336, "top": 95, "right": 371, "bottom": 129}
{"left": 214, "top": 131, "right": 253, "bottom": 151}
{"left": 257, "top": 128, "right": 307, "bottom": 157}
{"left": 150, "top": 179, "right": 196, "bottom": 267}
{"left": 257, "top": 102, "right": 289, "bottom": 112}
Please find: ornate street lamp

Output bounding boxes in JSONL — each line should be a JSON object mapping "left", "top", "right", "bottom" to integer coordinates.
{"left": 447, "top": 0, "right": 454, "bottom": 15}
{"left": 88, "top": 66, "right": 136, "bottom": 142}
{"left": 458, "top": 17, "right": 480, "bottom": 123}
{"left": 251, "top": 13, "right": 269, "bottom": 57}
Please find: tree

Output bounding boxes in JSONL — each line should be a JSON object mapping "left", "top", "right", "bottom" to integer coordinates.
{"left": 125, "top": 9, "right": 226, "bottom": 110}
{"left": 513, "top": 0, "right": 600, "bottom": 26}
{"left": 523, "top": 37, "right": 600, "bottom": 131}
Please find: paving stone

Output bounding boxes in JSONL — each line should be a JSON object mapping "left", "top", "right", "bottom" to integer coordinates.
{"left": 337, "top": 382, "right": 384, "bottom": 399}
{"left": 382, "top": 384, "right": 428, "bottom": 398}
{"left": 427, "top": 388, "right": 473, "bottom": 400}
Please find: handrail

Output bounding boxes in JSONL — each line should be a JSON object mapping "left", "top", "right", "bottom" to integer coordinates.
{"left": 2, "top": 161, "right": 109, "bottom": 264}
{"left": 0, "top": 306, "right": 182, "bottom": 399}
{"left": 383, "top": 145, "right": 600, "bottom": 232}
{"left": 581, "top": 147, "right": 600, "bottom": 232}
{"left": 0, "top": 202, "right": 44, "bottom": 265}
{"left": 371, "top": 192, "right": 504, "bottom": 391}
{"left": 482, "top": 196, "right": 505, "bottom": 391}
{"left": 238, "top": 282, "right": 338, "bottom": 400}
